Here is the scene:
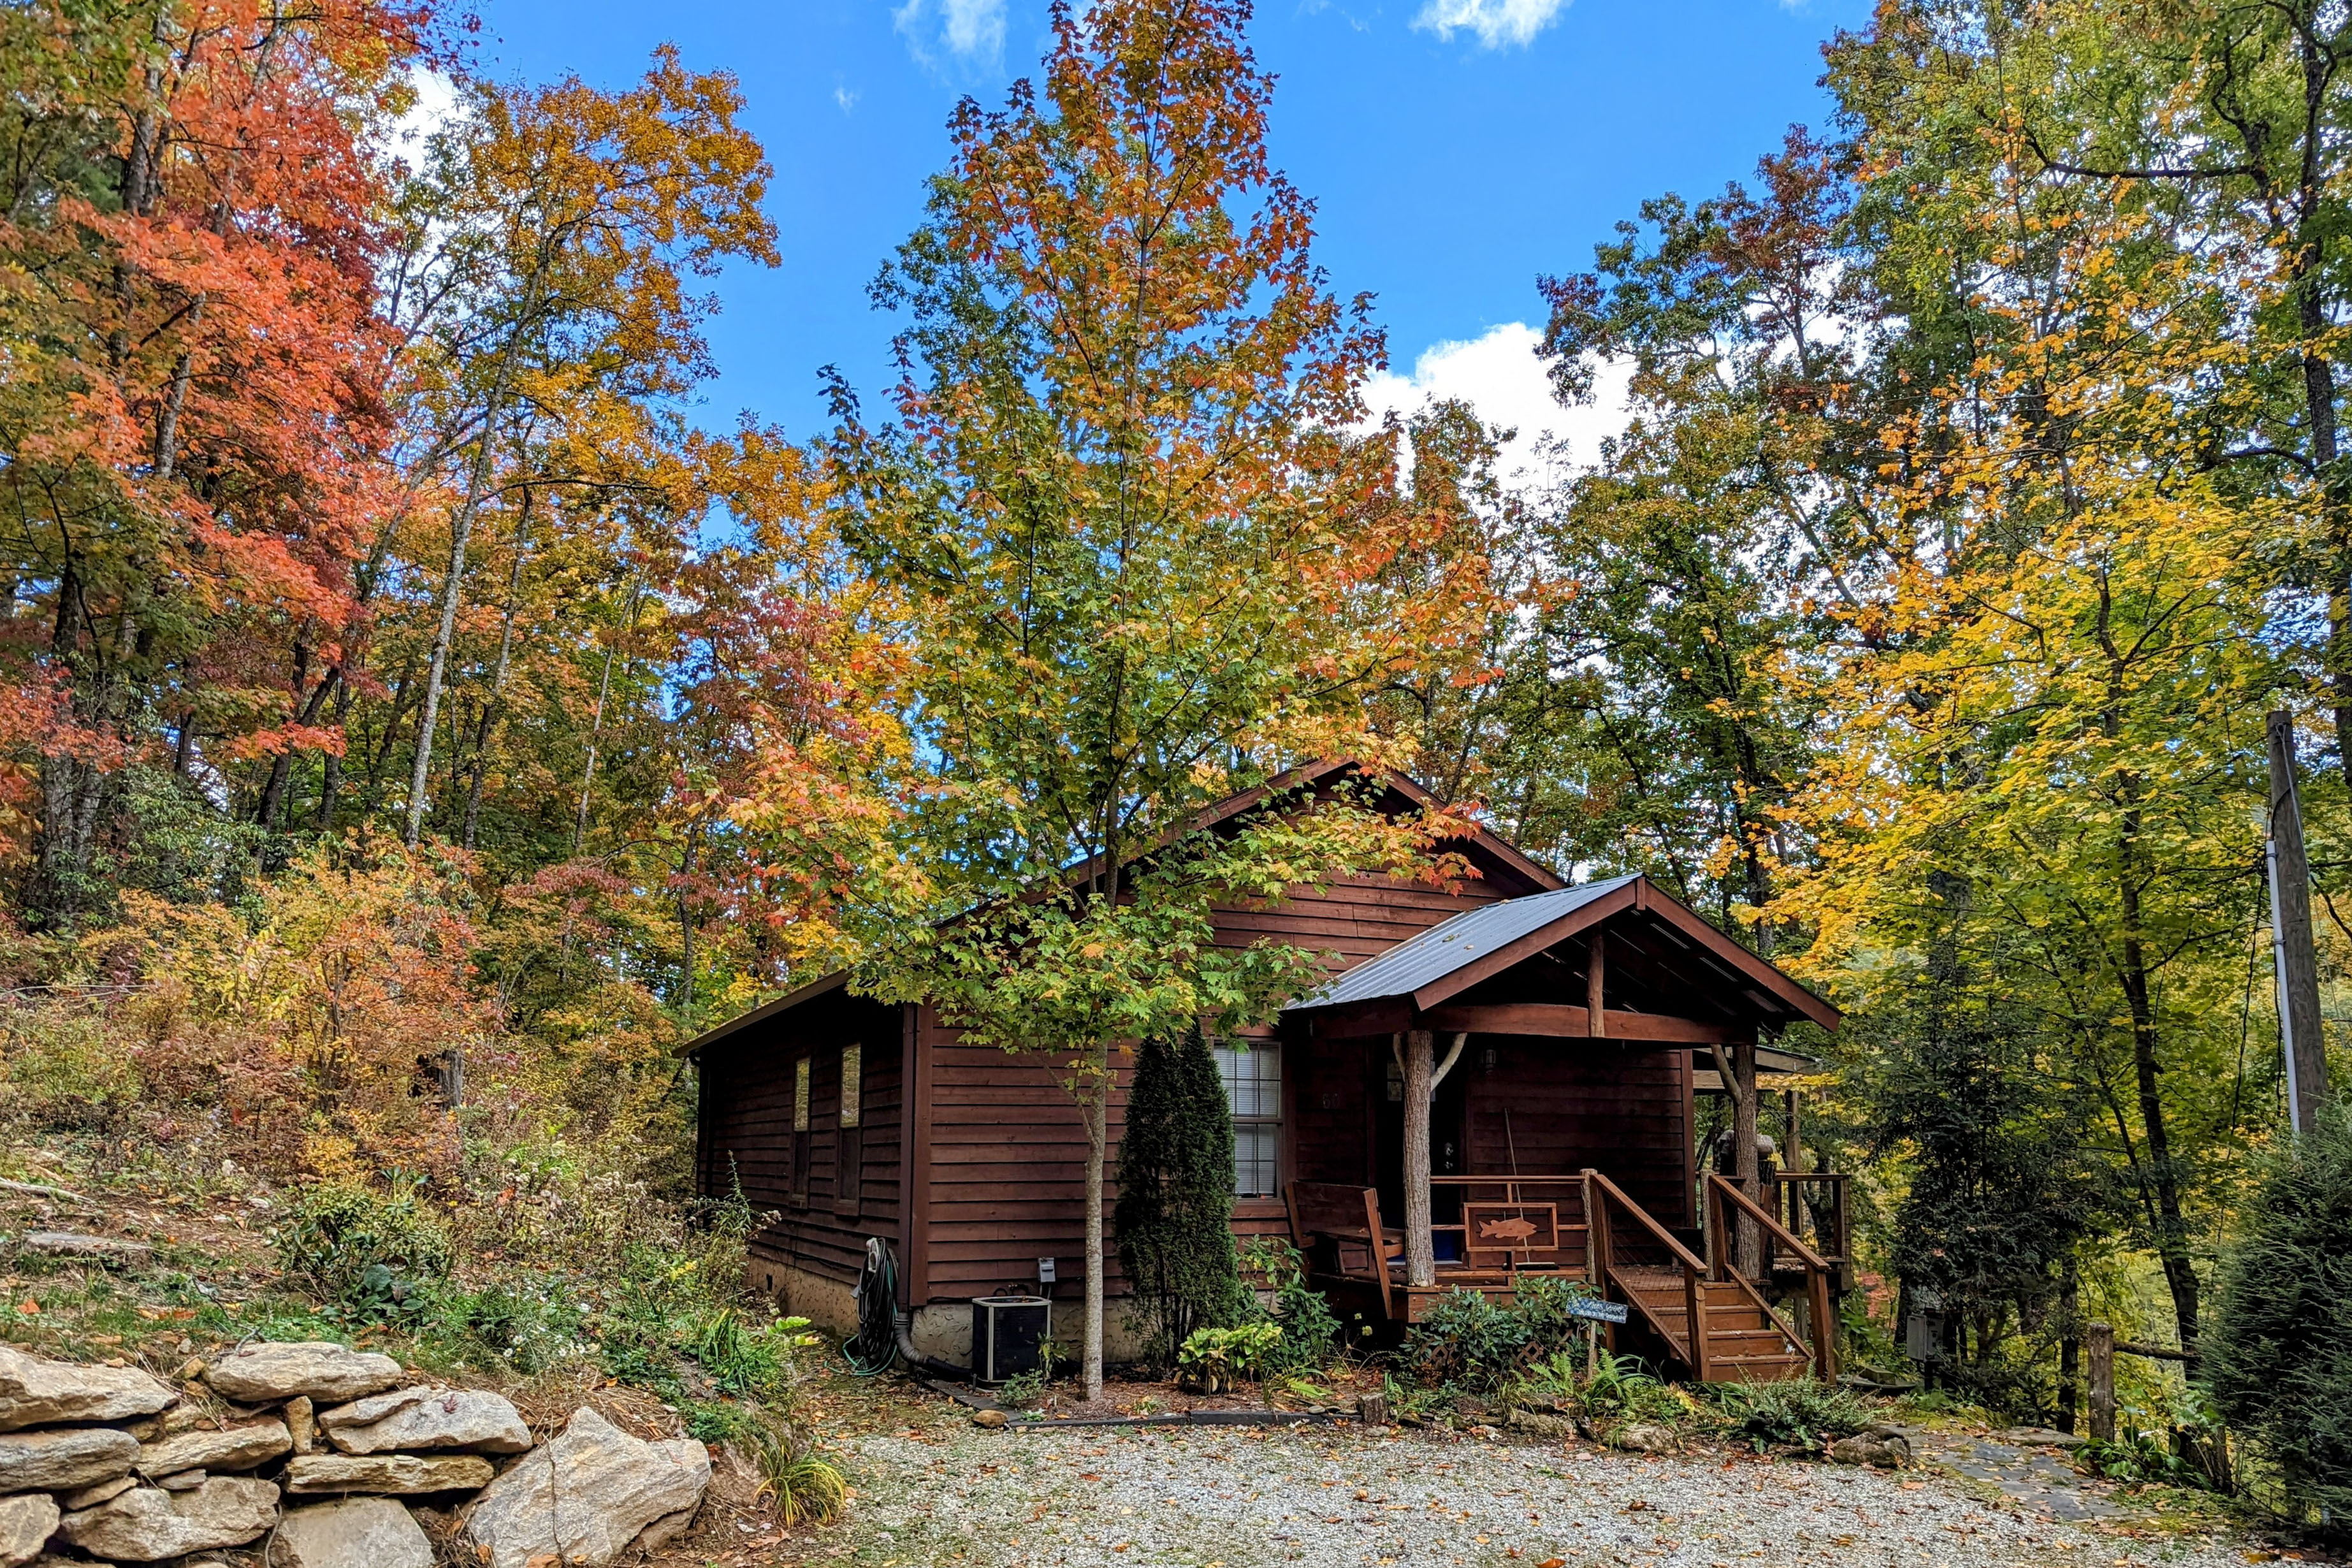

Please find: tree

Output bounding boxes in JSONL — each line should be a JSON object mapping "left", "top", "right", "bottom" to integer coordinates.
{"left": 1862, "top": 875, "right": 2104, "bottom": 1409}
{"left": 1114, "top": 1025, "right": 1242, "bottom": 1365}
{"left": 0, "top": 0, "right": 423, "bottom": 923}
{"left": 817, "top": 0, "right": 1479, "bottom": 1398}
{"left": 2202, "top": 1101, "right": 2352, "bottom": 1528}
{"left": 377, "top": 50, "right": 776, "bottom": 847}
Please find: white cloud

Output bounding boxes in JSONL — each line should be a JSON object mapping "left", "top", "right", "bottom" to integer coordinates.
{"left": 385, "top": 67, "right": 458, "bottom": 166}
{"left": 1361, "top": 322, "right": 1632, "bottom": 490}
{"left": 894, "top": 0, "right": 1005, "bottom": 72}
{"left": 835, "top": 85, "right": 859, "bottom": 113}
{"left": 1413, "top": 0, "right": 1569, "bottom": 48}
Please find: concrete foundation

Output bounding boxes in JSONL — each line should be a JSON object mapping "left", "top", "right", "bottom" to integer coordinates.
{"left": 753, "top": 1259, "right": 1151, "bottom": 1373}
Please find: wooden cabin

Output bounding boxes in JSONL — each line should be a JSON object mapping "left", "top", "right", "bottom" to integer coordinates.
{"left": 688, "top": 762, "right": 1845, "bottom": 1381}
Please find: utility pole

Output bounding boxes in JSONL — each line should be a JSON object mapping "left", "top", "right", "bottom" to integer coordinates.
{"left": 2266, "top": 711, "right": 2330, "bottom": 1135}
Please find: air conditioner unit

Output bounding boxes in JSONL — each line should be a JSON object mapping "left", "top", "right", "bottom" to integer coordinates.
{"left": 970, "top": 1295, "right": 1051, "bottom": 1384}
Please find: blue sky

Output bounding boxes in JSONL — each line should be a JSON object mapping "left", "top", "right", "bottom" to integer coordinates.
{"left": 465, "top": 0, "right": 1868, "bottom": 469}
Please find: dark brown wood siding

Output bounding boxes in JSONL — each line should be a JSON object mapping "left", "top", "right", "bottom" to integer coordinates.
{"left": 1460, "top": 1040, "right": 1694, "bottom": 1224}
{"left": 908, "top": 873, "right": 1511, "bottom": 1307}
{"left": 696, "top": 989, "right": 904, "bottom": 1289}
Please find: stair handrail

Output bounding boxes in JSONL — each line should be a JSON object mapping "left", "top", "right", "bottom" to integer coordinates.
{"left": 1706, "top": 1173, "right": 1838, "bottom": 1384}
{"left": 1583, "top": 1169, "right": 1709, "bottom": 1274}
{"left": 1708, "top": 1173, "right": 1830, "bottom": 1271}
{"left": 1583, "top": 1168, "right": 1711, "bottom": 1378}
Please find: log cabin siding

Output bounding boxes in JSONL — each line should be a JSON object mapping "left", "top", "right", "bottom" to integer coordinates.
{"left": 697, "top": 989, "right": 903, "bottom": 1291}
{"left": 908, "top": 873, "right": 1511, "bottom": 1307}
{"left": 1460, "top": 1039, "right": 1694, "bottom": 1225}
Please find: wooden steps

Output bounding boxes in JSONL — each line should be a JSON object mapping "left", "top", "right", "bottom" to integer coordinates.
{"left": 1608, "top": 1267, "right": 1811, "bottom": 1384}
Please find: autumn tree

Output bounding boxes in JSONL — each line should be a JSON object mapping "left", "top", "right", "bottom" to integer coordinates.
{"left": 0, "top": 0, "right": 424, "bottom": 924}
{"left": 372, "top": 52, "right": 776, "bottom": 848}
{"left": 817, "top": 0, "right": 1476, "bottom": 1398}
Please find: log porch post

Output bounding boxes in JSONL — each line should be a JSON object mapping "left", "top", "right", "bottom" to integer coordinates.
{"left": 1402, "top": 1029, "right": 1435, "bottom": 1287}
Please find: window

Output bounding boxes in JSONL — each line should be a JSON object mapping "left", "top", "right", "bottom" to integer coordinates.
{"left": 1215, "top": 1041, "right": 1281, "bottom": 1198}
{"left": 790, "top": 1057, "right": 811, "bottom": 1205}
{"left": 834, "top": 1045, "right": 863, "bottom": 1216}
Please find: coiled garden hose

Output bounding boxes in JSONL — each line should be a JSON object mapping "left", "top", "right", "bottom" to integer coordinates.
{"left": 843, "top": 1236, "right": 971, "bottom": 1382}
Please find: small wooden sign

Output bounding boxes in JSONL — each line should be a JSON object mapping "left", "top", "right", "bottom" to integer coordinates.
{"left": 1567, "top": 1297, "right": 1630, "bottom": 1325}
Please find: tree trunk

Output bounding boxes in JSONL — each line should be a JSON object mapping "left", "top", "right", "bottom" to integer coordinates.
{"left": 573, "top": 577, "right": 642, "bottom": 855}
{"left": 1082, "top": 1056, "right": 1108, "bottom": 1403}
{"left": 462, "top": 502, "right": 531, "bottom": 852}
{"left": 403, "top": 425, "right": 499, "bottom": 845}
{"left": 2058, "top": 1258, "right": 2080, "bottom": 1435}
{"left": 316, "top": 676, "right": 350, "bottom": 830}
{"left": 2266, "top": 711, "right": 2332, "bottom": 1130}
{"left": 1402, "top": 1029, "right": 1435, "bottom": 1288}
{"left": 2117, "top": 831, "right": 2199, "bottom": 1347}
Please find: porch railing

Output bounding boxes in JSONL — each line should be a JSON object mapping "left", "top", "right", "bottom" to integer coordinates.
{"left": 1706, "top": 1173, "right": 1836, "bottom": 1383}
{"left": 1773, "top": 1172, "right": 1851, "bottom": 1276}
{"left": 1427, "top": 1173, "right": 1588, "bottom": 1275}
{"left": 1582, "top": 1168, "right": 1715, "bottom": 1378}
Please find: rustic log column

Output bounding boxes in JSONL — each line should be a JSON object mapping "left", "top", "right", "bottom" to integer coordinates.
{"left": 2086, "top": 1321, "right": 2116, "bottom": 1442}
{"left": 1402, "top": 1028, "right": 1435, "bottom": 1288}
{"left": 1732, "top": 1034, "right": 1760, "bottom": 1276}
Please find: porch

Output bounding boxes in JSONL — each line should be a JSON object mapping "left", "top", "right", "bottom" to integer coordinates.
{"left": 1272, "top": 872, "right": 1847, "bottom": 1383}
{"left": 1282, "top": 1165, "right": 1849, "bottom": 1383}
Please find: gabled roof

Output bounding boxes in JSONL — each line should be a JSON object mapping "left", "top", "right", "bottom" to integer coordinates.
{"left": 1289, "top": 876, "right": 1638, "bottom": 1012}
{"left": 1283, "top": 871, "right": 1839, "bottom": 1031}
{"left": 685, "top": 759, "right": 1558, "bottom": 1056}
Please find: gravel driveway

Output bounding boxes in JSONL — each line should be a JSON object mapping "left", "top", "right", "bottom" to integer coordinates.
{"left": 831, "top": 1416, "right": 2260, "bottom": 1568}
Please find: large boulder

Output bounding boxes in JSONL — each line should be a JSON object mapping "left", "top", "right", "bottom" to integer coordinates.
{"left": 0, "top": 1344, "right": 176, "bottom": 1432}
{"left": 201, "top": 1343, "right": 402, "bottom": 1405}
{"left": 134, "top": 1418, "right": 291, "bottom": 1479}
{"left": 319, "top": 1386, "right": 530, "bottom": 1455}
{"left": 0, "top": 1423, "right": 138, "bottom": 1492}
{"left": 282, "top": 1453, "right": 493, "bottom": 1496}
{"left": 1607, "top": 1421, "right": 1680, "bottom": 1455}
{"left": 273, "top": 1497, "right": 434, "bottom": 1568}
{"left": 0, "top": 1493, "right": 57, "bottom": 1568}
{"left": 55, "top": 1476, "right": 279, "bottom": 1562}
{"left": 462, "top": 1407, "right": 711, "bottom": 1568}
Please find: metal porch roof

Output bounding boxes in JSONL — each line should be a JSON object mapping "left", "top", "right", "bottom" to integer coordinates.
{"left": 1284, "top": 874, "right": 1639, "bottom": 1013}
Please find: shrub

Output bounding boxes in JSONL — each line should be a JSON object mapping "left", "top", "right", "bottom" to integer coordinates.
{"left": 1238, "top": 1237, "right": 1337, "bottom": 1376}
{"left": 273, "top": 1180, "right": 453, "bottom": 1316}
{"left": 1403, "top": 1277, "right": 1602, "bottom": 1395}
{"left": 1579, "top": 1347, "right": 1683, "bottom": 1430}
{"left": 0, "top": 1000, "right": 142, "bottom": 1131}
{"left": 1713, "top": 1377, "right": 1869, "bottom": 1452}
{"left": 2200, "top": 1100, "right": 2352, "bottom": 1527}
{"left": 686, "top": 1402, "right": 846, "bottom": 1526}
{"left": 419, "top": 1278, "right": 585, "bottom": 1375}
{"left": 2075, "top": 1426, "right": 2217, "bottom": 1490}
{"left": 1176, "top": 1321, "right": 1282, "bottom": 1392}
{"left": 1115, "top": 1027, "right": 1242, "bottom": 1367}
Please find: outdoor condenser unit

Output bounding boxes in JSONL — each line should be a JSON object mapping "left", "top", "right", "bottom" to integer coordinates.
{"left": 970, "top": 1295, "right": 1051, "bottom": 1384}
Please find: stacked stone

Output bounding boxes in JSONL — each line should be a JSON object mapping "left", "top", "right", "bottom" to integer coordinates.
{"left": 0, "top": 1342, "right": 713, "bottom": 1568}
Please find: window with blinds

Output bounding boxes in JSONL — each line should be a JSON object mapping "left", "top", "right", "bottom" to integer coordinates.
{"left": 1214, "top": 1041, "right": 1281, "bottom": 1198}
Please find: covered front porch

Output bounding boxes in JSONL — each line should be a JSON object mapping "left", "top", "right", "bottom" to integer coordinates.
{"left": 1272, "top": 873, "right": 1848, "bottom": 1383}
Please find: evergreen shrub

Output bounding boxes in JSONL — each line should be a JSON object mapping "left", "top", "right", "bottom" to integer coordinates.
{"left": 1115, "top": 1025, "right": 1242, "bottom": 1366}
{"left": 2202, "top": 1101, "right": 2352, "bottom": 1530}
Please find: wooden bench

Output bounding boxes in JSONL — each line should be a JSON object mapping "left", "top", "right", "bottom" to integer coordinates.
{"left": 1284, "top": 1181, "right": 1402, "bottom": 1320}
